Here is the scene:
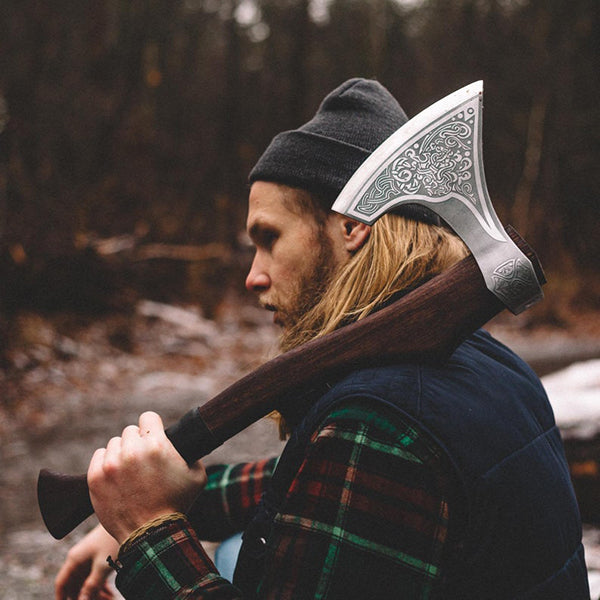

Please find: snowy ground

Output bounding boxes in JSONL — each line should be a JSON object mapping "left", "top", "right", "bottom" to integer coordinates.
{"left": 1, "top": 301, "right": 599, "bottom": 598}
{"left": 541, "top": 359, "right": 600, "bottom": 599}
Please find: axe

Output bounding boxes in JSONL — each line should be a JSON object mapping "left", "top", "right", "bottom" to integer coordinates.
{"left": 37, "top": 81, "right": 545, "bottom": 540}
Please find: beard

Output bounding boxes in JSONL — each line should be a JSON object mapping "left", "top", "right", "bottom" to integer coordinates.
{"left": 275, "top": 234, "right": 337, "bottom": 335}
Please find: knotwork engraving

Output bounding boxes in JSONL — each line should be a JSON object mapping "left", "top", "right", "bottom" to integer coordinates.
{"left": 356, "top": 107, "right": 478, "bottom": 217}
{"left": 491, "top": 258, "right": 538, "bottom": 306}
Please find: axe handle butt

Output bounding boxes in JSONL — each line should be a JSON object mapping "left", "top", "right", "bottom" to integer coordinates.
{"left": 37, "top": 468, "right": 94, "bottom": 540}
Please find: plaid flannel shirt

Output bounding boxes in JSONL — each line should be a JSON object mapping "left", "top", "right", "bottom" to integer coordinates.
{"left": 114, "top": 399, "right": 455, "bottom": 599}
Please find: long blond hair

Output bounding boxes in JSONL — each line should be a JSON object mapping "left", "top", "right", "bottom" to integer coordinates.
{"left": 280, "top": 211, "right": 469, "bottom": 352}
{"left": 272, "top": 202, "right": 469, "bottom": 438}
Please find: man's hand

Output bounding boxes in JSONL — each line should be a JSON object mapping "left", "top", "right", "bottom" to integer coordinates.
{"left": 87, "top": 411, "right": 207, "bottom": 544}
{"left": 54, "top": 524, "right": 117, "bottom": 600}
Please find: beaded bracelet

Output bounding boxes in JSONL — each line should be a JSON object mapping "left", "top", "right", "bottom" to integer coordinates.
{"left": 119, "top": 512, "right": 187, "bottom": 555}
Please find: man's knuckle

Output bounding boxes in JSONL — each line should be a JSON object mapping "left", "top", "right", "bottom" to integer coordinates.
{"left": 65, "top": 546, "right": 79, "bottom": 562}
{"left": 101, "top": 458, "right": 120, "bottom": 479}
{"left": 143, "top": 434, "right": 162, "bottom": 452}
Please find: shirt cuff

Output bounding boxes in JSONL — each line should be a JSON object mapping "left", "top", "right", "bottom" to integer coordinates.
{"left": 113, "top": 515, "right": 223, "bottom": 598}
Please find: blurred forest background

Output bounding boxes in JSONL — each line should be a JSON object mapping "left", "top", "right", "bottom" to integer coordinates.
{"left": 2, "top": 4, "right": 600, "bottom": 592}
{"left": 0, "top": 0, "right": 598, "bottom": 335}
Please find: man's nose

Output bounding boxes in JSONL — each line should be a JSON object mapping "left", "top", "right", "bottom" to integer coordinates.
{"left": 245, "top": 257, "right": 270, "bottom": 292}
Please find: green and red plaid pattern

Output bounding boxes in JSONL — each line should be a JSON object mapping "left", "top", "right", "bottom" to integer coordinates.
{"left": 188, "top": 457, "right": 279, "bottom": 541}
{"left": 115, "top": 399, "right": 455, "bottom": 599}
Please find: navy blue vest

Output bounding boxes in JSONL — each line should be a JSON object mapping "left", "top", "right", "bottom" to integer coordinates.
{"left": 234, "top": 330, "right": 589, "bottom": 598}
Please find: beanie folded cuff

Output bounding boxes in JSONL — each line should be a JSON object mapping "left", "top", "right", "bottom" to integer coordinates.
{"left": 249, "top": 130, "right": 371, "bottom": 202}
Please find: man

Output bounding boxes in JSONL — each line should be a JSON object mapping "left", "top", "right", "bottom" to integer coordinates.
{"left": 55, "top": 79, "right": 589, "bottom": 599}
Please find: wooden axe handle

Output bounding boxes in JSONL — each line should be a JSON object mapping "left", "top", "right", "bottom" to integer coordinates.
{"left": 37, "top": 227, "right": 545, "bottom": 540}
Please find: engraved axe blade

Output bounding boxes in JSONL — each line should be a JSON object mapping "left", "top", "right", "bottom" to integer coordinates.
{"left": 332, "top": 81, "right": 543, "bottom": 314}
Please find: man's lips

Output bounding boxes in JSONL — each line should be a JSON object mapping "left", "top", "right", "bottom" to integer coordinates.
{"left": 263, "top": 303, "right": 282, "bottom": 326}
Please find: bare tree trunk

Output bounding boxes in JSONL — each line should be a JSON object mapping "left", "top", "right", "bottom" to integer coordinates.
{"left": 511, "top": 91, "right": 549, "bottom": 237}
{"left": 369, "top": 0, "right": 387, "bottom": 75}
{"left": 0, "top": 93, "right": 8, "bottom": 244}
{"left": 289, "top": 0, "right": 310, "bottom": 122}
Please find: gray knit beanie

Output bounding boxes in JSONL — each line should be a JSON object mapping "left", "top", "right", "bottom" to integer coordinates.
{"left": 248, "top": 78, "right": 438, "bottom": 224}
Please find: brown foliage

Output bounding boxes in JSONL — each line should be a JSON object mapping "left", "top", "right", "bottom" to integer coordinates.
{"left": 0, "top": 0, "right": 598, "bottom": 318}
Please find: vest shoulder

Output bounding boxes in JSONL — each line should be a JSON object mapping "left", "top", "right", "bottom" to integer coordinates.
{"left": 315, "top": 329, "right": 554, "bottom": 458}
{"left": 325, "top": 329, "right": 544, "bottom": 402}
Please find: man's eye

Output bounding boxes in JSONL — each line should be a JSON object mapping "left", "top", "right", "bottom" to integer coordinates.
{"left": 262, "top": 231, "right": 278, "bottom": 249}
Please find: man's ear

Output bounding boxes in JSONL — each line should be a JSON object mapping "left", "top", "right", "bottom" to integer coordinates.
{"left": 341, "top": 217, "right": 371, "bottom": 252}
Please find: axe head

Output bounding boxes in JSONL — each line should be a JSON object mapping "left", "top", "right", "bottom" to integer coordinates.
{"left": 332, "top": 81, "right": 543, "bottom": 315}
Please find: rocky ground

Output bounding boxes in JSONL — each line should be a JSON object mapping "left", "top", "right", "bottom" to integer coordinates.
{"left": 1, "top": 300, "right": 599, "bottom": 598}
